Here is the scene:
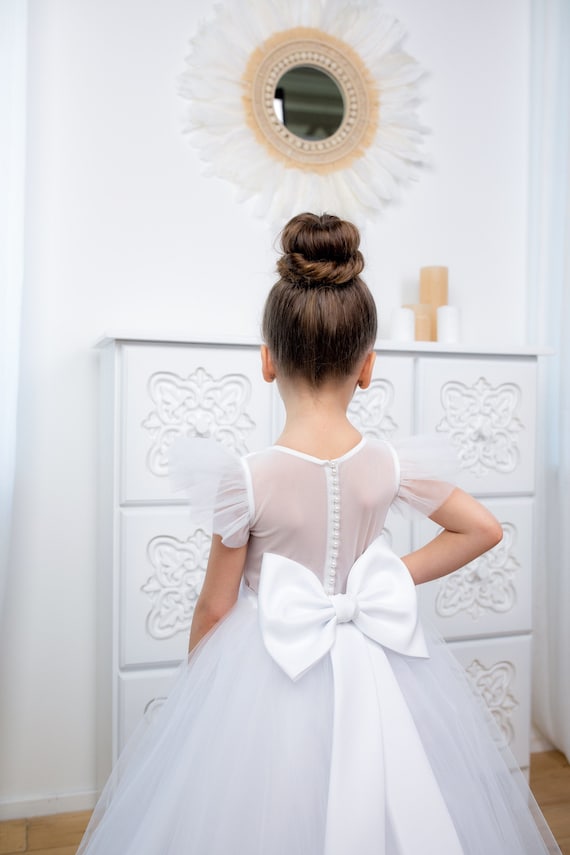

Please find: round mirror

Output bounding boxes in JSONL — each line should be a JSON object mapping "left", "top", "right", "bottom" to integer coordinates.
{"left": 274, "top": 66, "right": 344, "bottom": 141}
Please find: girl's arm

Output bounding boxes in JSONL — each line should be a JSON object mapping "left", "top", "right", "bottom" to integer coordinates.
{"left": 401, "top": 487, "right": 503, "bottom": 585}
{"left": 188, "top": 535, "right": 248, "bottom": 653}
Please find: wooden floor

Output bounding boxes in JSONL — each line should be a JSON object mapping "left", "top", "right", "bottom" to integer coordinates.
{"left": 531, "top": 750, "right": 570, "bottom": 853}
{"left": 0, "top": 751, "right": 568, "bottom": 854}
{"left": 0, "top": 809, "right": 92, "bottom": 855}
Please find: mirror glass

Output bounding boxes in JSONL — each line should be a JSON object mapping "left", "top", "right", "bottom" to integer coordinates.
{"left": 274, "top": 65, "right": 344, "bottom": 141}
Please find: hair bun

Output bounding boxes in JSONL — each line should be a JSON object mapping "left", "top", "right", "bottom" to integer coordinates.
{"left": 277, "top": 212, "right": 364, "bottom": 287}
{"left": 277, "top": 252, "right": 364, "bottom": 287}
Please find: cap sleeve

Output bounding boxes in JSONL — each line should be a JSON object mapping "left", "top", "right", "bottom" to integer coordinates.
{"left": 169, "top": 437, "right": 252, "bottom": 547}
{"left": 386, "top": 434, "right": 458, "bottom": 517}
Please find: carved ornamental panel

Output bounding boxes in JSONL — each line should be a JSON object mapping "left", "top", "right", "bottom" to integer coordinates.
{"left": 466, "top": 659, "right": 518, "bottom": 747}
{"left": 449, "top": 636, "right": 531, "bottom": 769}
{"left": 437, "top": 377, "right": 522, "bottom": 477}
{"left": 120, "top": 509, "right": 211, "bottom": 668}
{"left": 121, "top": 344, "right": 274, "bottom": 503}
{"left": 142, "top": 369, "right": 255, "bottom": 476}
{"left": 348, "top": 379, "right": 398, "bottom": 439}
{"left": 141, "top": 530, "right": 211, "bottom": 640}
{"left": 435, "top": 522, "right": 519, "bottom": 620}
{"left": 417, "top": 499, "right": 532, "bottom": 640}
{"left": 416, "top": 358, "right": 536, "bottom": 495}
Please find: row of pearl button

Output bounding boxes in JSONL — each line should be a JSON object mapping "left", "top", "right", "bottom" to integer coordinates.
{"left": 325, "top": 460, "right": 340, "bottom": 594}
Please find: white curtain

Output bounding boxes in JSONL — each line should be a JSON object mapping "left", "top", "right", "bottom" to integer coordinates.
{"left": 529, "top": 0, "right": 570, "bottom": 760}
{"left": 0, "top": 1, "right": 27, "bottom": 617}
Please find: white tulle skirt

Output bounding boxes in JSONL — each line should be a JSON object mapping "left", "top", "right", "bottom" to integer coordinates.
{"left": 78, "top": 590, "right": 560, "bottom": 855}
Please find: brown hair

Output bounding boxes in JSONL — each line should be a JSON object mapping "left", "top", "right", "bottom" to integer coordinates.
{"left": 262, "top": 213, "right": 377, "bottom": 386}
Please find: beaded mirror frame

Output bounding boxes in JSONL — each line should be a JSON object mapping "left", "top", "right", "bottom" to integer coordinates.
{"left": 242, "top": 28, "right": 378, "bottom": 174}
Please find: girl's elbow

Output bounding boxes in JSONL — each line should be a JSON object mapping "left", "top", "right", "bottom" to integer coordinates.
{"left": 482, "top": 517, "right": 503, "bottom": 550}
{"left": 194, "top": 592, "right": 235, "bottom": 625}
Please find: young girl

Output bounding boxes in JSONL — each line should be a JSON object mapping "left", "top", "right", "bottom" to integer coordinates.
{"left": 79, "top": 213, "right": 560, "bottom": 854}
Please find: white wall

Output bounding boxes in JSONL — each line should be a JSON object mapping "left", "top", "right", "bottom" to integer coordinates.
{"left": 0, "top": 0, "right": 531, "bottom": 816}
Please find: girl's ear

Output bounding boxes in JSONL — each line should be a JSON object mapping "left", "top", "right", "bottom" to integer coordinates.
{"left": 261, "top": 345, "right": 277, "bottom": 383}
{"left": 357, "top": 351, "right": 376, "bottom": 390}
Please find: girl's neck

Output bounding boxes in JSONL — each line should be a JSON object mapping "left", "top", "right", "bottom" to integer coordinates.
{"left": 275, "top": 375, "right": 363, "bottom": 460}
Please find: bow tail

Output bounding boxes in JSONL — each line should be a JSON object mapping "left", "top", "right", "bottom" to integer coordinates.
{"left": 324, "top": 625, "right": 386, "bottom": 855}
{"left": 325, "top": 627, "right": 464, "bottom": 855}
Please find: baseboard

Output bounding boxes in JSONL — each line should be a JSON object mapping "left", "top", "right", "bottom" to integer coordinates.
{"left": 0, "top": 790, "right": 97, "bottom": 821}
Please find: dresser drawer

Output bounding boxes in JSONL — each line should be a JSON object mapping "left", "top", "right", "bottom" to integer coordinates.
{"left": 119, "top": 507, "right": 203, "bottom": 668}
{"left": 118, "top": 668, "right": 179, "bottom": 751}
{"left": 416, "top": 357, "right": 536, "bottom": 495}
{"left": 416, "top": 498, "right": 533, "bottom": 639}
{"left": 349, "top": 355, "right": 415, "bottom": 441}
{"left": 270, "top": 354, "right": 417, "bottom": 442}
{"left": 120, "top": 343, "right": 274, "bottom": 503}
{"left": 448, "top": 634, "right": 531, "bottom": 770}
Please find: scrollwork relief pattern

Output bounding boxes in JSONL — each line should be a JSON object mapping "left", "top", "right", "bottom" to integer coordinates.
{"left": 437, "top": 377, "right": 523, "bottom": 477}
{"left": 143, "top": 697, "right": 167, "bottom": 723}
{"left": 141, "top": 530, "right": 211, "bottom": 640}
{"left": 142, "top": 368, "right": 255, "bottom": 476}
{"left": 435, "top": 523, "right": 519, "bottom": 619}
{"left": 348, "top": 379, "right": 398, "bottom": 439}
{"left": 466, "top": 659, "right": 518, "bottom": 747}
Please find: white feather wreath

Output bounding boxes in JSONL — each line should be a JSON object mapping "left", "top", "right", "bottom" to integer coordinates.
{"left": 179, "top": 0, "right": 427, "bottom": 225}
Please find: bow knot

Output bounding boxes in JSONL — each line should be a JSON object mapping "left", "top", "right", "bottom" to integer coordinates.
{"left": 258, "top": 535, "right": 429, "bottom": 682}
{"left": 332, "top": 593, "right": 360, "bottom": 623}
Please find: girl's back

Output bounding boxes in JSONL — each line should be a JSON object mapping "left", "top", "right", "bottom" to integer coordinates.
{"left": 243, "top": 439, "right": 396, "bottom": 594}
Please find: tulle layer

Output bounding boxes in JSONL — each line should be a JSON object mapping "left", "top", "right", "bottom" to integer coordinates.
{"left": 389, "top": 433, "right": 459, "bottom": 517}
{"left": 387, "top": 631, "right": 560, "bottom": 853}
{"left": 169, "top": 434, "right": 462, "bottom": 553}
{"left": 169, "top": 437, "right": 251, "bottom": 547}
{"left": 79, "top": 593, "right": 560, "bottom": 855}
{"left": 79, "top": 595, "right": 333, "bottom": 855}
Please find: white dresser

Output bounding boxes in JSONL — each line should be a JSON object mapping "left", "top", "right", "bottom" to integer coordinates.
{"left": 98, "top": 334, "right": 541, "bottom": 786}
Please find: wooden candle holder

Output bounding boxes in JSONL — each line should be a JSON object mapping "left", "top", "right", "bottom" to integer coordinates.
{"left": 404, "top": 303, "right": 432, "bottom": 341}
{"left": 419, "top": 266, "right": 449, "bottom": 341}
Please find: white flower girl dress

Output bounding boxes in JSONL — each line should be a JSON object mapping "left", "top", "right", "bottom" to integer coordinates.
{"left": 78, "top": 436, "right": 561, "bottom": 855}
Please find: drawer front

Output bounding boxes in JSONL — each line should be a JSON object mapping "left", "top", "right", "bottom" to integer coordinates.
{"left": 448, "top": 634, "right": 531, "bottom": 769}
{"left": 118, "top": 669, "right": 178, "bottom": 753}
{"left": 417, "top": 498, "right": 533, "bottom": 639}
{"left": 416, "top": 357, "right": 536, "bottom": 495}
{"left": 349, "top": 355, "right": 414, "bottom": 440}
{"left": 120, "top": 507, "right": 204, "bottom": 668}
{"left": 120, "top": 343, "right": 274, "bottom": 503}
{"left": 270, "top": 354, "right": 416, "bottom": 442}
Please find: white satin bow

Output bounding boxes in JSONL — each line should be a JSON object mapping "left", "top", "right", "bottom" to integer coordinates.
{"left": 257, "top": 535, "right": 464, "bottom": 855}
{"left": 258, "top": 534, "right": 429, "bottom": 681}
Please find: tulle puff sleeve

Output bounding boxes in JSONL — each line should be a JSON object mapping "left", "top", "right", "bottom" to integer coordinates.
{"left": 387, "top": 434, "right": 459, "bottom": 517}
{"left": 168, "top": 437, "right": 252, "bottom": 548}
